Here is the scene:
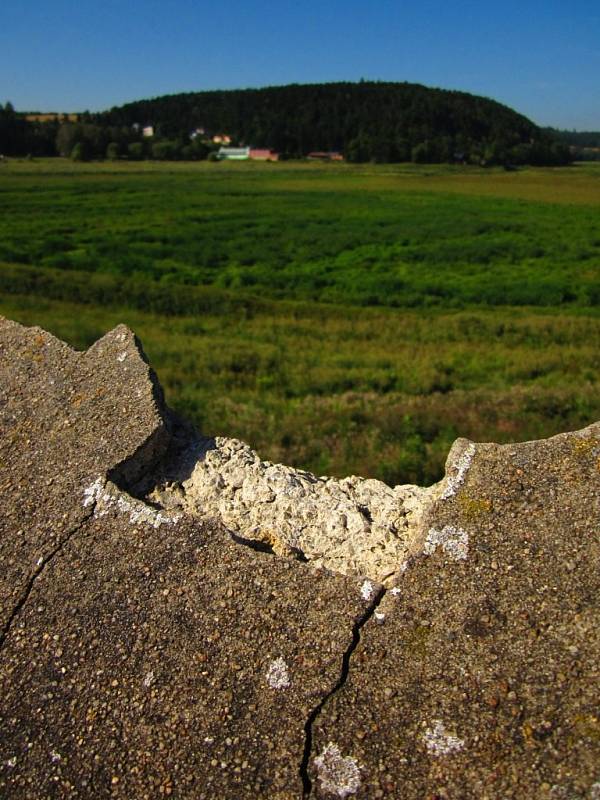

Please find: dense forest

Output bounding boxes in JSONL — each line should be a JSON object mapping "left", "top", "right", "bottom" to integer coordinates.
{"left": 1, "top": 82, "right": 572, "bottom": 164}
{"left": 545, "top": 127, "right": 600, "bottom": 160}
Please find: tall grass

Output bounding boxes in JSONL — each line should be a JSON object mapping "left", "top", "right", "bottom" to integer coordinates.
{"left": 1, "top": 160, "right": 599, "bottom": 483}
{"left": 1, "top": 293, "right": 597, "bottom": 485}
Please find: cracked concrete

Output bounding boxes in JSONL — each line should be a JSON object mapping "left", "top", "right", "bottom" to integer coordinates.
{"left": 300, "top": 584, "right": 386, "bottom": 796}
{"left": 1, "top": 319, "right": 599, "bottom": 799}
{"left": 310, "top": 423, "right": 600, "bottom": 799}
{"left": 0, "top": 512, "right": 94, "bottom": 651}
{"left": 0, "top": 318, "right": 170, "bottom": 634}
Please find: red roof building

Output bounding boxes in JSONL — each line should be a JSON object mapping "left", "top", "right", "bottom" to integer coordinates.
{"left": 306, "top": 151, "right": 344, "bottom": 161}
{"left": 249, "top": 148, "right": 279, "bottom": 161}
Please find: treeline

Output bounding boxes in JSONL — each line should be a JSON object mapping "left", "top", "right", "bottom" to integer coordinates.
{"left": 0, "top": 103, "right": 59, "bottom": 156}
{"left": 0, "top": 102, "right": 213, "bottom": 162}
{"left": 1, "top": 81, "right": 572, "bottom": 165}
{"left": 545, "top": 128, "right": 600, "bottom": 160}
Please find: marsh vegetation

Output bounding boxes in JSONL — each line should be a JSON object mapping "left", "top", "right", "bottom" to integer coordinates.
{"left": 1, "top": 160, "right": 598, "bottom": 484}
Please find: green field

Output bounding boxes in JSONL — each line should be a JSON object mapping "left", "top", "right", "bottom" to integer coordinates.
{"left": 1, "top": 159, "right": 599, "bottom": 484}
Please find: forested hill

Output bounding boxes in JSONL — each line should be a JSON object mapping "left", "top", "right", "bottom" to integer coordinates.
{"left": 97, "top": 81, "right": 568, "bottom": 164}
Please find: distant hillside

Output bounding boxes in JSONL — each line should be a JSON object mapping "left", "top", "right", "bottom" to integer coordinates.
{"left": 96, "top": 81, "right": 569, "bottom": 165}
{"left": 1, "top": 84, "right": 571, "bottom": 164}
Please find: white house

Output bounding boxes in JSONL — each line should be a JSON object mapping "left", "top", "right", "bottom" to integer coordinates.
{"left": 217, "top": 146, "right": 250, "bottom": 160}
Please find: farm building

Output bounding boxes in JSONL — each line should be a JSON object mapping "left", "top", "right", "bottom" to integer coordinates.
{"left": 307, "top": 151, "right": 344, "bottom": 161}
{"left": 249, "top": 148, "right": 279, "bottom": 161}
{"left": 217, "top": 147, "right": 280, "bottom": 161}
{"left": 217, "top": 146, "right": 250, "bottom": 160}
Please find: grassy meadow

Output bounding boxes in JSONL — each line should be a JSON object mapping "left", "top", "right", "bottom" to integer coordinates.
{"left": 1, "top": 159, "right": 599, "bottom": 484}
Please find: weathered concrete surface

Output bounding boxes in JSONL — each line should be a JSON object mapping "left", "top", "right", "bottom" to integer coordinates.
{"left": 0, "top": 319, "right": 372, "bottom": 799}
{"left": 310, "top": 429, "right": 600, "bottom": 798}
{"left": 1, "top": 319, "right": 599, "bottom": 799}
{"left": 0, "top": 319, "right": 169, "bottom": 634}
{"left": 0, "top": 510, "right": 372, "bottom": 799}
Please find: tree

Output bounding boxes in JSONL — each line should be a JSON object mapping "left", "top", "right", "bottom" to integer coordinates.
{"left": 151, "top": 139, "right": 180, "bottom": 160}
{"left": 56, "top": 124, "right": 78, "bottom": 157}
{"left": 71, "top": 141, "right": 91, "bottom": 161}
{"left": 127, "top": 142, "right": 145, "bottom": 160}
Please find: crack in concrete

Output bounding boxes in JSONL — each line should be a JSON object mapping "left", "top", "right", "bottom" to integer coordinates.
{"left": 299, "top": 585, "right": 386, "bottom": 797}
{"left": 0, "top": 508, "right": 95, "bottom": 651}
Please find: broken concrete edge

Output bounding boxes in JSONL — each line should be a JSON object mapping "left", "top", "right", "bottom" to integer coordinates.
{"left": 144, "top": 437, "right": 438, "bottom": 586}
{"left": 90, "top": 326, "right": 176, "bottom": 489}
{"left": 400, "top": 419, "right": 600, "bottom": 585}
{"left": 6, "top": 318, "right": 599, "bottom": 589}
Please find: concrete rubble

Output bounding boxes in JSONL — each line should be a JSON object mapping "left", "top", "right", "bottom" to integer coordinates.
{"left": 146, "top": 435, "right": 433, "bottom": 585}
{"left": 0, "top": 318, "right": 598, "bottom": 799}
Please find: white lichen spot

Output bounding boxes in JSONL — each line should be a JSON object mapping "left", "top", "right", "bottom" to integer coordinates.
{"left": 425, "top": 526, "right": 469, "bottom": 561}
{"left": 84, "top": 480, "right": 181, "bottom": 528}
{"left": 390, "top": 587, "right": 401, "bottom": 597}
{"left": 143, "top": 671, "right": 155, "bottom": 688}
{"left": 441, "top": 443, "right": 476, "bottom": 500}
{"left": 50, "top": 750, "right": 61, "bottom": 763}
{"left": 117, "top": 351, "right": 127, "bottom": 362}
{"left": 360, "top": 579, "right": 375, "bottom": 601}
{"left": 374, "top": 611, "right": 386, "bottom": 623}
{"left": 424, "top": 720, "right": 465, "bottom": 756}
{"left": 36, "top": 556, "right": 44, "bottom": 567}
{"left": 266, "top": 657, "right": 290, "bottom": 689}
{"left": 6, "top": 756, "right": 17, "bottom": 768}
{"left": 590, "top": 783, "right": 600, "bottom": 800}
{"left": 551, "top": 786, "right": 575, "bottom": 799}
{"left": 314, "top": 742, "right": 361, "bottom": 798}
{"left": 83, "top": 477, "right": 105, "bottom": 508}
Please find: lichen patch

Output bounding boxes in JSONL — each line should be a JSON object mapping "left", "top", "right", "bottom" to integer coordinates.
{"left": 423, "top": 720, "right": 465, "bottom": 756}
{"left": 266, "top": 657, "right": 290, "bottom": 689}
{"left": 83, "top": 477, "right": 181, "bottom": 528}
{"left": 360, "top": 579, "right": 375, "bottom": 601}
{"left": 424, "top": 525, "right": 469, "bottom": 561}
{"left": 441, "top": 443, "right": 476, "bottom": 500}
{"left": 314, "top": 742, "right": 361, "bottom": 798}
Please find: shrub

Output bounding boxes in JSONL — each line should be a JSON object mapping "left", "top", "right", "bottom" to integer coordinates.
{"left": 70, "top": 142, "right": 90, "bottom": 162}
{"left": 106, "top": 142, "right": 120, "bottom": 160}
{"left": 127, "top": 142, "right": 144, "bottom": 160}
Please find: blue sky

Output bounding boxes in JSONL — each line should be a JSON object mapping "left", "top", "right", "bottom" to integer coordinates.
{"left": 2, "top": 0, "right": 599, "bottom": 129}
